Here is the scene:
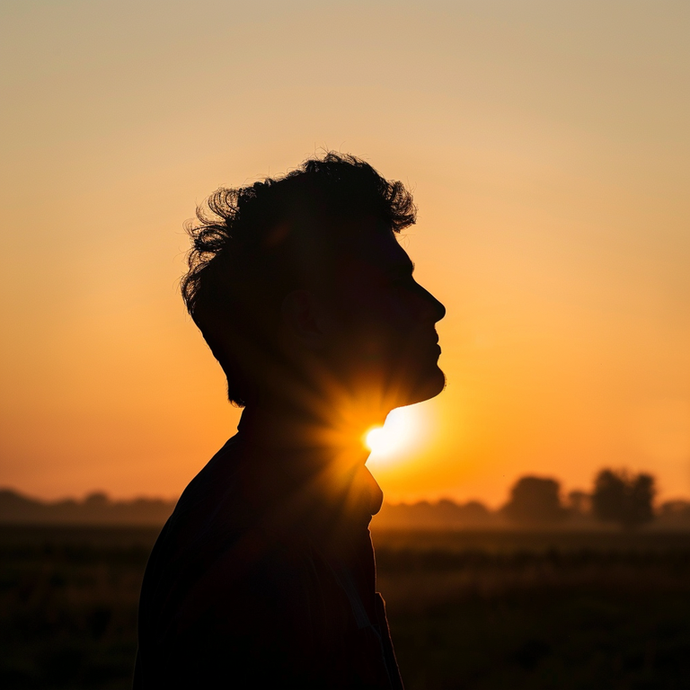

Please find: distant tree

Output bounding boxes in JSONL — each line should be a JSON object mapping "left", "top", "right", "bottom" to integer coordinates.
{"left": 503, "top": 476, "right": 566, "bottom": 525}
{"left": 657, "top": 500, "right": 690, "bottom": 529}
{"left": 84, "top": 491, "right": 110, "bottom": 507}
{"left": 592, "top": 469, "right": 656, "bottom": 530}
{"left": 460, "top": 500, "right": 492, "bottom": 523}
{"left": 567, "top": 490, "right": 591, "bottom": 516}
{"left": 659, "top": 500, "right": 690, "bottom": 519}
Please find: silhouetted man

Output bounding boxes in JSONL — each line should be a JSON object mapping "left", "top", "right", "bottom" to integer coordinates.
{"left": 134, "top": 153, "right": 445, "bottom": 689}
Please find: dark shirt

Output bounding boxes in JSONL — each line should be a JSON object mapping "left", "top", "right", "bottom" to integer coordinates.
{"left": 134, "top": 414, "right": 404, "bottom": 689}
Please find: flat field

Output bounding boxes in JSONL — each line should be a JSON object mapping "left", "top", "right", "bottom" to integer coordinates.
{"left": 1, "top": 525, "right": 690, "bottom": 689}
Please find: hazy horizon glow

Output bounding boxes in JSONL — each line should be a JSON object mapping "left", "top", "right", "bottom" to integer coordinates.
{"left": 1, "top": 1, "right": 689, "bottom": 508}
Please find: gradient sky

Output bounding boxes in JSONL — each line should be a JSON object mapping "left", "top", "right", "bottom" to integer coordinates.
{"left": 1, "top": 0, "right": 689, "bottom": 506}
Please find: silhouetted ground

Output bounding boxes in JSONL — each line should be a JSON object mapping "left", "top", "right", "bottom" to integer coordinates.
{"left": 2, "top": 525, "right": 690, "bottom": 689}
{"left": 0, "top": 526, "right": 155, "bottom": 689}
{"left": 374, "top": 530, "right": 690, "bottom": 689}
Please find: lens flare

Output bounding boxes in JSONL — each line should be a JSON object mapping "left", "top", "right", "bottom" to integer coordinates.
{"left": 364, "top": 406, "right": 425, "bottom": 465}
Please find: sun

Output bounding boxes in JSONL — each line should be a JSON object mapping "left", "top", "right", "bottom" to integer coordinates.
{"left": 364, "top": 406, "right": 424, "bottom": 465}
{"left": 365, "top": 427, "right": 389, "bottom": 454}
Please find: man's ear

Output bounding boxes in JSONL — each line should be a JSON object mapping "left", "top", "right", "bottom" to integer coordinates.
{"left": 281, "top": 289, "right": 326, "bottom": 350}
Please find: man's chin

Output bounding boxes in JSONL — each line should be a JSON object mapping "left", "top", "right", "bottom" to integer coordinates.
{"left": 400, "top": 367, "right": 446, "bottom": 407}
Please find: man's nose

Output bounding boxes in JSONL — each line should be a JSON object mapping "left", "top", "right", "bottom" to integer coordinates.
{"left": 430, "top": 293, "right": 446, "bottom": 323}
{"left": 417, "top": 284, "right": 446, "bottom": 323}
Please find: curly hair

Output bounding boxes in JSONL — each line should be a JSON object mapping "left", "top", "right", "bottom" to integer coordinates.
{"left": 181, "top": 152, "right": 417, "bottom": 406}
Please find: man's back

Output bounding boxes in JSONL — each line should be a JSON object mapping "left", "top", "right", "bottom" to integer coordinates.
{"left": 134, "top": 415, "right": 403, "bottom": 688}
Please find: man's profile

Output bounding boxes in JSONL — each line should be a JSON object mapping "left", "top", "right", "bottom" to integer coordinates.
{"left": 134, "top": 153, "right": 445, "bottom": 688}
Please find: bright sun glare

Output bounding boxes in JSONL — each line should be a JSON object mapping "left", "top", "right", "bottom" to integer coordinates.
{"left": 364, "top": 406, "right": 424, "bottom": 465}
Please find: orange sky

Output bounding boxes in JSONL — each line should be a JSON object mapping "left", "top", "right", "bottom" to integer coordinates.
{"left": 1, "top": 1, "right": 689, "bottom": 507}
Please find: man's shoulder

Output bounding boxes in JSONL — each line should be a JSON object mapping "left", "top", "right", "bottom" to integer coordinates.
{"left": 157, "top": 435, "right": 247, "bottom": 544}
{"left": 141, "top": 434, "right": 337, "bottom": 612}
{"left": 145, "top": 495, "right": 351, "bottom": 656}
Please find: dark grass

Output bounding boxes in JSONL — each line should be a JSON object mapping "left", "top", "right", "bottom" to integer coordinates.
{"left": 2, "top": 526, "right": 690, "bottom": 689}
{"left": 0, "top": 526, "right": 155, "bottom": 689}
{"left": 374, "top": 532, "right": 690, "bottom": 689}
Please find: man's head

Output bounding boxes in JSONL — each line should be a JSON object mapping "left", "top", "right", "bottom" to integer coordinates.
{"left": 182, "top": 153, "right": 445, "bottom": 420}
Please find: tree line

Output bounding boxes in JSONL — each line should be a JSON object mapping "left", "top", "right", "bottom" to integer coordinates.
{"left": 376, "top": 469, "right": 690, "bottom": 530}
{"left": 2, "top": 470, "right": 690, "bottom": 530}
{"left": 503, "top": 469, "right": 656, "bottom": 530}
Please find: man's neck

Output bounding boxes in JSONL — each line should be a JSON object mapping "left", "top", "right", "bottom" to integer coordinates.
{"left": 236, "top": 404, "right": 384, "bottom": 523}
{"left": 237, "top": 403, "right": 373, "bottom": 460}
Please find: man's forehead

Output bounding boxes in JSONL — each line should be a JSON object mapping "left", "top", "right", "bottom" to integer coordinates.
{"left": 340, "top": 223, "right": 414, "bottom": 273}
